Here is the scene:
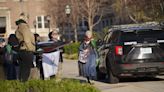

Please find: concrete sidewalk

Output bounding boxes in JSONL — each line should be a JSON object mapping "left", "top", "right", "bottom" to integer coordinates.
{"left": 61, "top": 59, "right": 79, "bottom": 78}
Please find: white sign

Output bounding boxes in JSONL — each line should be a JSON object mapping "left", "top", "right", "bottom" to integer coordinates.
{"left": 157, "top": 40, "right": 164, "bottom": 43}
{"left": 124, "top": 41, "right": 137, "bottom": 45}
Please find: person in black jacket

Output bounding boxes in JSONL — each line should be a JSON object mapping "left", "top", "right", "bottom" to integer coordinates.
{"left": 0, "top": 38, "right": 6, "bottom": 80}
{"left": 4, "top": 34, "right": 19, "bottom": 80}
{"left": 34, "top": 33, "right": 44, "bottom": 79}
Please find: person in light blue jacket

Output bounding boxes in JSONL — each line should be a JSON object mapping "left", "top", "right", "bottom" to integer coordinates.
{"left": 78, "top": 31, "right": 97, "bottom": 84}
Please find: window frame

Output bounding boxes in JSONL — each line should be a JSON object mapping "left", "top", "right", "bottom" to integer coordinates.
{"left": 36, "top": 15, "right": 49, "bottom": 29}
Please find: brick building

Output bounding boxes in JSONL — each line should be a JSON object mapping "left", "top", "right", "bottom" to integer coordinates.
{"left": 0, "top": 0, "right": 50, "bottom": 38}
{"left": 0, "top": 0, "right": 113, "bottom": 41}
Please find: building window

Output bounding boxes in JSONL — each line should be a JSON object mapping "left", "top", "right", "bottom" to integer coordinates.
{"left": 37, "top": 16, "right": 42, "bottom": 28}
{"left": 44, "top": 16, "right": 49, "bottom": 28}
{"left": 0, "top": 17, "right": 6, "bottom": 34}
{"left": 36, "top": 16, "right": 48, "bottom": 29}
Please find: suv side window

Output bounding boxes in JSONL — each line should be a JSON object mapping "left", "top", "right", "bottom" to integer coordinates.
{"left": 109, "top": 31, "right": 120, "bottom": 43}
{"left": 103, "top": 30, "right": 120, "bottom": 44}
{"left": 104, "top": 31, "right": 113, "bottom": 43}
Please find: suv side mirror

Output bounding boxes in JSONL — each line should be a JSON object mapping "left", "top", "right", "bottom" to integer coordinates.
{"left": 96, "top": 39, "right": 103, "bottom": 46}
{"left": 160, "top": 21, "right": 164, "bottom": 29}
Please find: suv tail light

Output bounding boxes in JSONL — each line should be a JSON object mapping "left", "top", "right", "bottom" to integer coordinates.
{"left": 115, "top": 46, "right": 123, "bottom": 55}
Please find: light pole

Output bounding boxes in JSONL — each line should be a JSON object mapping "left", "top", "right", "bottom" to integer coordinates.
{"left": 33, "top": 20, "right": 37, "bottom": 33}
{"left": 65, "top": 4, "right": 71, "bottom": 41}
{"left": 46, "top": 15, "right": 51, "bottom": 33}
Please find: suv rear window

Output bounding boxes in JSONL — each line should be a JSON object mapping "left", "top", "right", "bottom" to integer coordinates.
{"left": 120, "top": 30, "right": 164, "bottom": 44}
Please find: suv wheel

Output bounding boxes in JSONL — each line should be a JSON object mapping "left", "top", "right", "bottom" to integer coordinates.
{"left": 106, "top": 57, "right": 119, "bottom": 84}
{"left": 107, "top": 69, "right": 119, "bottom": 84}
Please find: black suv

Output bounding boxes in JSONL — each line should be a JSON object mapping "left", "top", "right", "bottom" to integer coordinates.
{"left": 98, "top": 22, "right": 164, "bottom": 83}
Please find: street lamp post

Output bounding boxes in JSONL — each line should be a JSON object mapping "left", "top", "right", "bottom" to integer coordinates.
{"left": 46, "top": 15, "right": 51, "bottom": 33}
{"left": 65, "top": 5, "right": 71, "bottom": 41}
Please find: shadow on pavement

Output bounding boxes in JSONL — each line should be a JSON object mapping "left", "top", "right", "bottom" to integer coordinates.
{"left": 95, "top": 76, "right": 164, "bottom": 84}
{"left": 120, "top": 77, "right": 164, "bottom": 83}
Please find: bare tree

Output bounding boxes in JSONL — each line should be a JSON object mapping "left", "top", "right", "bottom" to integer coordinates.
{"left": 44, "top": 0, "right": 66, "bottom": 31}
{"left": 113, "top": 0, "right": 164, "bottom": 24}
{"left": 44, "top": 0, "right": 80, "bottom": 42}
{"left": 70, "top": 0, "right": 108, "bottom": 41}
{"left": 44, "top": 0, "right": 58, "bottom": 28}
{"left": 77, "top": 0, "right": 106, "bottom": 32}
{"left": 112, "top": 0, "right": 133, "bottom": 24}
{"left": 124, "top": 0, "right": 138, "bottom": 23}
{"left": 70, "top": 0, "right": 81, "bottom": 42}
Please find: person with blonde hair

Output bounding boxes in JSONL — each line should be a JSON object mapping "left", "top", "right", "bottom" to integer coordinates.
{"left": 15, "top": 13, "right": 36, "bottom": 82}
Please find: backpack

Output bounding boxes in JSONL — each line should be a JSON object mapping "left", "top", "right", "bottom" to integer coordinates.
{"left": 5, "top": 45, "right": 13, "bottom": 64}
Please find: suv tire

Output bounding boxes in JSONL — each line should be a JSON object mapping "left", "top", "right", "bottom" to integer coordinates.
{"left": 106, "top": 57, "right": 119, "bottom": 84}
{"left": 107, "top": 68, "right": 119, "bottom": 84}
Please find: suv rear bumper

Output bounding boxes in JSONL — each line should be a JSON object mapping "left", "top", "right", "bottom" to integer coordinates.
{"left": 117, "top": 62, "right": 164, "bottom": 77}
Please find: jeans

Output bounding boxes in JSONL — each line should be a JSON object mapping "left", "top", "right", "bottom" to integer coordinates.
{"left": 18, "top": 50, "right": 34, "bottom": 82}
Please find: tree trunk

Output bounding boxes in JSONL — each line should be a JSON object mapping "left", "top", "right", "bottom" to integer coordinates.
{"left": 88, "top": 16, "right": 93, "bottom": 32}
{"left": 74, "top": 27, "right": 78, "bottom": 42}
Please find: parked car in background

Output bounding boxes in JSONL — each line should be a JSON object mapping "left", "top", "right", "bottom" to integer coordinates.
{"left": 97, "top": 22, "right": 164, "bottom": 84}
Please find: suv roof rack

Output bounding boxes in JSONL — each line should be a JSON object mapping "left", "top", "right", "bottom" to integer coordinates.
{"left": 110, "top": 22, "right": 163, "bottom": 32}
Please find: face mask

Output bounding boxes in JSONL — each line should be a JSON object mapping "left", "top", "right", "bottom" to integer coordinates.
{"left": 85, "top": 40, "right": 90, "bottom": 44}
{"left": 57, "top": 36, "right": 60, "bottom": 40}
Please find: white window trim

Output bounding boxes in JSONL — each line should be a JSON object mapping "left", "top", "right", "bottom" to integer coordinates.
{"left": 36, "top": 15, "right": 48, "bottom": 29}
